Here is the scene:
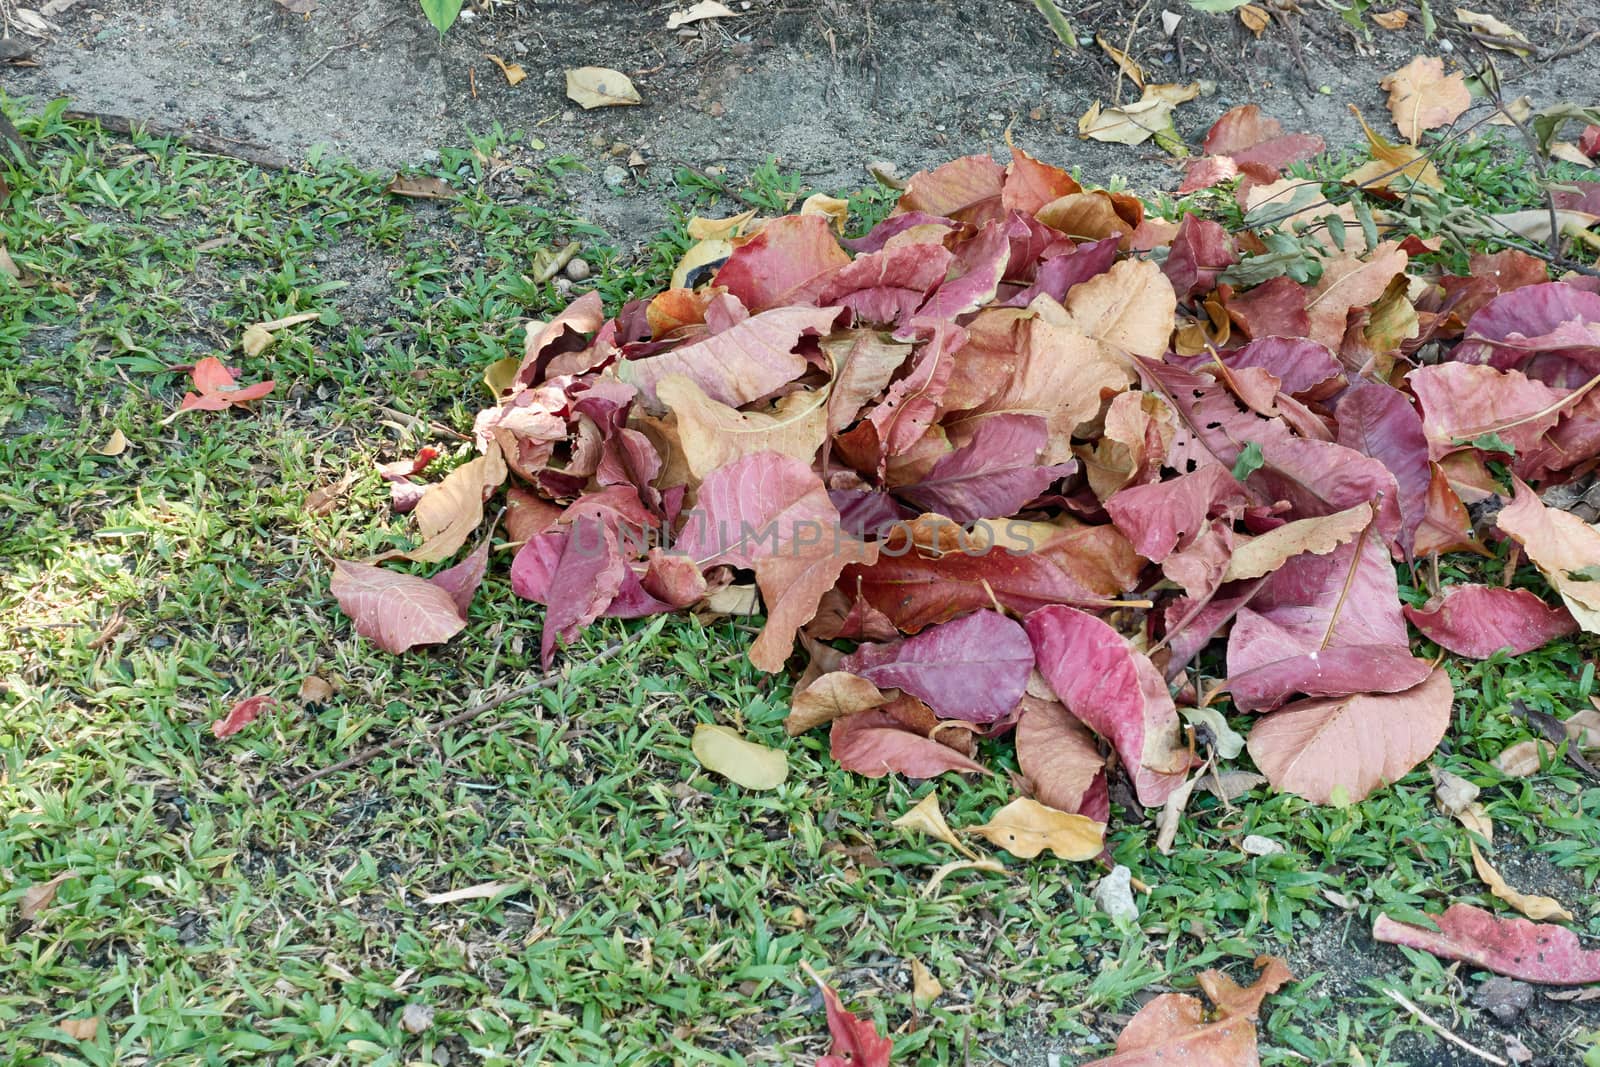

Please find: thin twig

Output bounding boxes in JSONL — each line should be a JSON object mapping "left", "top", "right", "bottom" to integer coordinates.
{"left": 1382, "top": 989, "right": 1508, "bottom": 1066}
{"left": 282, "top": 638, "right": 630, "bottom": 792}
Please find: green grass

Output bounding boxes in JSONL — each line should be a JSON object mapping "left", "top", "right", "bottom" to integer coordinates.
{"left": 2, "top": 96, "right": 1598, "bottom": 1066}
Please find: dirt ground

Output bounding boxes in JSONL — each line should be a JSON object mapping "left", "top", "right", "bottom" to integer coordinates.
{"left": 4, "top": 0, "right": 1597, "bottom": 245}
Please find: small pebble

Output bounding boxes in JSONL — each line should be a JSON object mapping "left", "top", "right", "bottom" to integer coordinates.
{"left": 1092, "top": 865, "right": 1139, "bottom": 924}
{"left": 704, "top": 164, "right": 726, "bottom": 177}
{"left": 553, "top": 276, "right": 574, "bottom": 296}
{"left": 1439, "top": 37, "right": 1454, "bottom": 52}
{"left": 602, "top": 164, "right": 629, "bottom": 189}
{"left": 564, "top": 257, "right": 591, "bottom": 281}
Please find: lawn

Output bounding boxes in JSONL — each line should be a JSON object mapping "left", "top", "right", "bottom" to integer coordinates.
{"left": 1, "top": 96, "right": 1598, "bottom": 1066}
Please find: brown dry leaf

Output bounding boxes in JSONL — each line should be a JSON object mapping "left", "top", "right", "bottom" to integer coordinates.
{"left": 702, "top": 582, "right": 761, "bottom": 616}
{"left": 305, "top": 469, "right": 361, "bottom": 516}
{"left": 691, "top": 723, "right": 788, "bottom": 789}
{"left": 20, "top": 871, "right": 75, "bottom": 921}
{"left": 1456, "top": 802, "right": 1494, "bottom": 842}
{"left": 1078, "top": 83, "right": 1199, "bottom": 146}
{"left": 911, "top": 957, "right": 944, "bottom": 1007}
{"left": 1497, "top": 479, "right": 1600, "bottom": 632}
{"left": 1096, "top": 34, "right": 1145, "bottom": 89}
{"left": 1083, "top": 958, "right": 1292, "bottom": 1066}
{"left": 657, "top": 374, "right": 829, "bottom": 479}
{"left": 298, "top": 675, "right": 335, "bottom": 704}
{"left": 1237, "top": 4, "right": 1270, "bottom": 37}
{"left": 1197, "top": 770, "right": 1267, "bottom": 801}
{"left": 420, "top": 881, "right": 515, "bottom": 905}
{"left": 1305, "top": 242, "right": 1409, "bottom": 351}
{"left": 565, "top": 67, "right": 642, "bottom": 109}
{"left": 1343, "top": 108, "right": 1442, "bottom": 191}
{"left": 1155, "top": 767, "right": 1202, "bottom": 856}
{"left": 240, "top": 311, "right": 318, "bottom": 358}
{"left": 0, "top": 244, "right": 30, "bottom": 283}
{"left": 893, "top": 792, "right": 981, "bottom": 859}
{"left": 667, "top": 0, "right": 734, "bottom": 27}
{"left": 93, "top": 428, "right": 129, "bottom": 456}
{"left": 1373, "top": 9, "right": 1408, "bottom": 28}
{"left": 1470, "top": 842, "right": 1575, "bottom": 922}
{"left": 1222, "top": 504, "right": 1373, "bottom": 582}
{"left": 967, "top": 797, "right": 1105, "bottom": 861}
{"left": 385, "top": 174, "right": 460, "bottom": 200}
{"left": 921, "top": 857, "right": 1007, "bottom": 897}
{"left": 1494, "top": 739, "right": 1556, "bottom": 777}
{"left": 1057, "top": 258, "right": 1178, "bottom": 368}
{"left": 485, "top": 54, "right": 527, "bottom": 87}
{"left": 788, "top": 671, "right": 891, "bottom": 735}
{"left": 1566, "top": 709, "right": 1600, "bottom": 749}
{"left": 1197, "top": 956, "right": 1295, "bottom": 1019}
{"left": 407, "top": 444, "right": 506, "bottom": 564}
{"left": 1381, "top": 57, "right": 1471, "bottom": 144}
{"left": 1455, "top": 8, "right": 1531, "bottom": 55}
{"left": 1430, "top": 765, "right": 1479, "bottom": 815}
{"left": 57, "top": 1017, "right": 99, "bottom": 1041}
{"left": 800, "top": 193, "right": 850, "bottom": 233}
{"left": 1550, "top": 142, "right": 1594, "bottom": 167}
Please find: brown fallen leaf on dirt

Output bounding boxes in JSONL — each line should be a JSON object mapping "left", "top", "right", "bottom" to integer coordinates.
{"left": 565, "top": 67, "right": 642, "bottom": 109}
{"left": 1084, "top": 956, "right": 1294, "bottom": 1065}
{"left": 667, "top": 0, "right": 734, "bottom": 28}
{"left": 1455, "top": 8, "right": 1531, "bottom": 56}
{"left": 242, "top": 311, "right": 320, "bottom": 358}
{"left": 1381, "top": 57, "right": 1471, "bottom": 144}
{"left": 1079, "top": 83, "right": 1198, "bottom": 147}
{"left": 485, "top": 54, "right": 526, "bottom": 86}
{"left": 893, "top": 791, "right": 980, "bottom": 859}
{"left": 691, "top": 723, "right": 789, "bottom": 789}
{"left": 1493, "top": 739, "right": 1556, "bottom": 777}
{"left": 385, "top": 174, "right": 459, "bottom": 200}
{"left": 1470, "top": 842, "right": 1575, "bottom": 922}
{"left": 93, "top": 428, "right": 128, "bottom": 456}
{"left": 1373, "top": 9, "right": 1408, "bottom": 28}
{"left": 274, "top": 0, "right": 316, "bottom": 12}
{"left": 1343, "top": 108, "right": 1442, "bottom": 190}
{"left": 967, "top": 797, "right": 1104, "bottom": 861}
{"left": 1096, "top": 34, "right": 1145, "bottom": 89}
{"left": 1237, "top": 4, "right": 1270, "bottom": 37}
{"left": 911, "top": 957, "right": 944, "bottom": 1007}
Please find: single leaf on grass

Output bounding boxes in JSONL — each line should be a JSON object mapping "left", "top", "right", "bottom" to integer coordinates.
{"left": 94, "top": 429, "right": 128, "bottom": 456}
{"left": 1494, "top": 739, "right": 1556, "bottom": 778}
{"left": 1496, "top": 477, "right": 1600, "bottom": 632}
{"left": 1404, "top": 585, "right": 1577, "bottom": 657}
{"left": 1381, "top": 56, "right": 1471, "bottom": 144}
{"left": 172, "top": 356, "right": 275, "bottom": 417}
{"left": 1015, "top": 695, "right": 1107, "bottom": 816}
{"left": 967, "top": 797, "right": 1104, "bottom": 861}
{"left": 1025, "top": 606, "right": 1190, "bottom": 807}
{"left": 892, "top": 791, "right": 979, "bottom": 858}
{"left": 565, "top": 67, "right": 642, "bottom": 108}
{"left": 840, "top": 610, "right": 1034, "bottom": 723}
{"left": 806, "top": 968, "right": 894, "bottom": 1067}
{"left": 1197, "top": 957, "right": 1295, "bottom": 1020}
{"left": 922, "top": 857, "right": 1007, "bottom": 896}
{"left": 212, "top": 694, "right": 277, "bottom": 739}
{"left": 910, "top": 958, "right": 943, "bottom": 1007}
{"left": 330, "top": 560, "right": 470, "bottom": 654}
{"left": 830, "top": 709, "right": 989, "bottom": 779}
{"left": 19, "top": 871, "right": 77, "bottom": 922}
{"left": 1372, "top": 903, "right": 1600, "bottom": 983}
{"left": 420, "top": 881, "right": 515, "bottom": 905}
{"left": 787, "top": 671, "right": 891, "bottom": 735}
{"left": 1084, "top": 957, "right": 1293, "bottom": 1066}
{"left": 1470, "top": 842, "right": 1575, "bottom": 922}
{"left": 691, "top": 723, "right": 789, "bottom": 789}
{"left": 618, "top": 305, "right": 839, "bottom": 410}
{"left": 57, "top": 1018, "right": 98, "bottom": 1042}
{"left": 1246, "top": 667, "right": 1454, "bottom": 804}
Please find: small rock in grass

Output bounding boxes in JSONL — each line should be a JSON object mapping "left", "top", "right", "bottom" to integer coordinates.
{"left": 1092, "top": 865, "right": 1138, "bottom": 924}
{"left": 602, "top": 164, "right": 629, "bottom": 190}
{"left": 1472, "top": 976, "right": 1532, "bottom": 1024}
{"left": 564, "top": 257, "right": 591, "bottom": 281}
{"left": 399, "top": 1002, "right": 434, "bottom": 1034}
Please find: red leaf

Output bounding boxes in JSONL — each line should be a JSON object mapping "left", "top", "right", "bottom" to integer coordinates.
{"left": 1162, "top": 214, "right": 1238, "bottom": 299}
{"left": 840, "top": 546, "right": 1105, "bottom": 633}
{"left": 1458, "top": 281, "right": 1600, "bottom": 384}
{"left": 1106, "top": 465, "right": 1247, "bottom": 563}
{"left": 811, "top": 974, "right": 895, "bottom": 1067}
{"left": 1334, "top": 382, "right": 1431, "bottom": 555}
{"left": 429, "top": 532, "right": 495, "bottom": 617}
{"left": 1404, "top": 585, "right": 1577, "bottom": 658}
{"left": 1409, "top": 363, "right": 1567, "bottom": 460}
{"left": 913, "top": 218, "right": 1010, "bottom": 322}
{"left": 713, "top": 215, "right": 851, "bottom": 311}
{"left": 894, "top": 414, "right": 1067, "bottom": 522}
{"left": 1002, "top": 146, "right": 1083, "bottom": 215}
{"left": 1246, "top": 667, "right": 1453, "bottom": 803}
{"left": 1223, "top": 276, "right": 1308, "bottom": 339}
{"left": 1373, "top": 903, "right": 1600, "bottom": 984}
{"left": 1201, "top": 105, "right": 1326, "bottom": 171}
{"left": 896, "top": 154, "right": 1006, "bottom": 226}
{"left": 830, "top": 708, "right": 988, "bottom": 778}
{"left": 1225, "top": 528, "right": 1431, "bottom": 711}
{"left": 1025, "top": 606, "right": 1189, "bottom": 806}
{"left": 330, "top": 560, "right": 469, "bottom": 654}
{"left": 212, "top": 695, "right": 277, "bottom": 739}
{"left": 619, "top": 305, "right": 841, "bottom": 410}
{"left": 177, "top": 357, "right": 275, "bottom": 414}
{"left": 841, "top": 610, "right": 1034, "bottom": 723}
{"left": 818, "top": 239, "right": 954, "bottom": 328}
{"left": 538, "top": 517, "right": 628, "bottom": 667}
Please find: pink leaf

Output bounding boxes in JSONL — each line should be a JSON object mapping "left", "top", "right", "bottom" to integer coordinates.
{"left": 812, "top": 976, "right": 895, "bottom": 1067}
{"left": 1409, "top": 363, "right": 1567, "bottom": 460}
{"left": 895, "top": 153, "right": 1006, "bottom": 226}
{"left": 212, "top": 695, "right": 277, "bottom": 739}
{"left": 177, "top": 357, "right": 275, "bottom": 414}
{"left": 1334, "top": 382, "right": 1431, "bottom": 555}
{"left": 618, "top": 305, "right": 841, "bottom": 410}
{"left": 1373, "top": 903, "right": 1600, "bottom": 984}
{"left": 1015, "top": 695, "right": 1107, "bottom": 815}
{"left": 537, "top": 516, "right": 627, "bottom": 667}
{"left": 1162, "top": 214, "right": 1238, "bottom": 299}
{"left": 1404, "top": 585, "right": 1577, "bottom": 658}
{"left": 913, "top": 218, "right": 1010, "bottom": 322}
{"left": 1025, "top": 606, "right": 1189, "bottom": 807}
{"left": 830, "top": 708, "right": 988, "bottom": 778}
{"left": 894, "top": 414, "right": 1068, "bottom": 522}
{"left": 429, "top": 532, "right": 495, "bottom": 617}
{"left": 1106, "top": 465, "right": 1247, "bottom": 563}
{"left": 1225, "top": 529, "right": 1431, "bottom": 711}
{"left": 330, "top": 560, "right": 469, "bottom": 654}
{"left": 712, "top": 215, "right": 851, "bottom": 311}
{"left": 1201, "top": 105, "right": 1326, "bottom": 172}
{"left": 1457, "top": 281, "right": 1600, "bottom": 384}
{"left": 1246, "top": 667, "right": 1453, "bottom": 803}
{"left": 841, "top": 610, "right": 1034, "bottom": 723}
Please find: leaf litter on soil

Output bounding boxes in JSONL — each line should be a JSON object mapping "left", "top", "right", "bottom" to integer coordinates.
{"left": 308, "top": 89, "right": 1600, "bottom": 1059}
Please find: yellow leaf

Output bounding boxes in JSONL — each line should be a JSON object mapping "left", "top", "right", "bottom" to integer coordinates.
{"left": 1372, "top": 9, "right": 1408, "bottom": 28}
{"left": 787, "top": 670, "right": 890, "bottom": 735}
{"left": 1471, "top": 842, "right": 1575, "bottom": 922}
{"left": 967, "top": 797, "right": 1105, "bottom": 861}
{"left": 670, "top": 239, "right": 734, "bottom": 290}
{"left": 1237, "top": 4, "right": 1270, "bottom": 37}
{"left": 58, "top": 1018, "right": 98, "bottom": 1041}
{"left": 1342, "top": 107, "right": 1442, "bottom": 190}
{"left": 1223, "top": 504, "right": 1374, "bottom": 582}
{"left": 1380, "top": 56, "right": 1471, "bottom": 144}
{"left": 1454, "top": 8, "right": 1531, "bottom": 55}
{"left": 686, "top": 210, "right": 757, "bottom": 241}
{"left": 485, "top": 54, "right": 526, "bottom": 87}
{"left": 94, "top": 428, "right": 129, "bottom": 456}
{"left": 691, "top": 723, "right": 789, "bottom": 789}
{"left": 565, "top": 67, "right": 642, "bottom": 109}
{"left": 910, "top": 957, "right": 944, "bottom": 1007}
{"left": 893, "top": 792, "right": 980, "bottom": 859}
{"left": 483, "top": 355, "right": 519, "bottom": 397}
{"left": 1456, "top": 802, "right": 1494, "bottom": 842}
{"left": 667, "top": 0, "right": 734, "bottom": 28}
{"left": 1095, "top": 33, "right": 1145, "bottom": 88}
{"left": 1078, "top": 82, "right": 1199, "bottom": 146}
{"left": 241, "top": 323, "right": 275, "bottom": 358}
{"left": 800, "top": 192, "right": 851, "bottom": 234}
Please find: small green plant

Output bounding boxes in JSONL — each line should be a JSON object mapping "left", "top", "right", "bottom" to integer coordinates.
{"left": 419, "top": 0, "right": 464, "bottom": 33}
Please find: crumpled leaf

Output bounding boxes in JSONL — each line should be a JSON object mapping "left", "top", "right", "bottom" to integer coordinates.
{"left": 1026, "top": 606, "right": 1189, "bottom": 806}
{"left": 565, "top": 67, "right": 642, "bottom": 109}
{"left": 657, "top": 374, "right": 829, "bottom": 478}
{"left": 1246, "top": 667, "right": 1453, "bottom": 804}
{"left": 842, "top": 610, "right": 1033, "bottom": 723}
{"left": 892, "top": 791, "right": 979, "bottom": 858}
{"left": 619, "top": 305, "right": 839, "bottom": 410}
{"left": 966, "top": 796, "right": 1104, "bottom": 861}
{"left": 1404, "top": 585, "right": 1577, "bottom": 657}
{"left": 1471, "top": 842, "right": 1574, "bottom": 922}
{"left": 1454, "top": 8, "right": 1531, "bottom": 55}
{"left": 1373, "top": 903, "right": 1600, "bottom": 983}
{"left": 1222, "top": 503, "right": 1375, "bottom": 583}
{"left": 330, "top": 559, "right": 470, "bottom": 653}
{"left": 1381, "top": 56, "right": 1471, "bottom": 144}
{"left": 830, "top": 708, "right": 989, "bottom": 778}
{"left": 691, "top": 723, "right": 789, "bottom": 789}
{"left": 1079, "top": 82, "right": 1200, "bottom": 147}
{"left": 788, "top": 671, "right": 891, "bottom": 735}
{"left": 894, "top": 414, "right": 1067, "bottom": 522}
{"left": 1496, "top": 477, "right": 1600, "bottom": 633}
{"left": 212, "top": 694, "right": 277, "bottom": 739}
{"left": 406, "top": 445, "right": 507, "bottom": 564}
